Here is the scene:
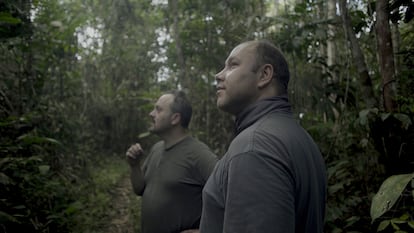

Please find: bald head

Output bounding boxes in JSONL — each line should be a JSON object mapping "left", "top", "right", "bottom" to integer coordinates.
{"left": 245, "top": 40, "right": 290, "bottom": 95}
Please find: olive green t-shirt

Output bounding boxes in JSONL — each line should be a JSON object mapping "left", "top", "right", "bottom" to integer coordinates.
{"left": 140, "top": 136, "right": 217, "bottom": 233}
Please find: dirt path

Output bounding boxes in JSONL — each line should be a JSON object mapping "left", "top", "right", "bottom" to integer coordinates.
{"left": 102, "top": 174, "right": 137, "bottom": 233}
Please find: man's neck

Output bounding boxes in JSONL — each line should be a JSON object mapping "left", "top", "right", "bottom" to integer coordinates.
{"left": 161, "top": 129, "right": 189, "bottom": 149}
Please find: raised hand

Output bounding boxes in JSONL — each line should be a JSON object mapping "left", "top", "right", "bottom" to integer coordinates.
{"left": 125, "top": 143, "right": 144, "bottom": 166}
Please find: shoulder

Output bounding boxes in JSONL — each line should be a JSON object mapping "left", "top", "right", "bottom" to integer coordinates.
{"left": 151, "top": 141, "right": 164, "bottom": 150}
{"left": 228, "top": 114, "right": 297, "bottom": 161}
{"left": 185, "top": 136, "right": 215, "bottom": 153}
{"left": 147, "top": 141, "right": 164, "bottom": 159}
{"left": 252, "top": 113, "right": 301, "bottom": 145}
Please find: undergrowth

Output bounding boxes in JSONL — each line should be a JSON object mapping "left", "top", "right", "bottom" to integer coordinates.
{"left": 69, "top": 155, "right": 130, "bottom": 232}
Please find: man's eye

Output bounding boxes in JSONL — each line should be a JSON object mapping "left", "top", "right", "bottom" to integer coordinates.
{"left": 229, "top": 63, "right": 238, "bottom": 69}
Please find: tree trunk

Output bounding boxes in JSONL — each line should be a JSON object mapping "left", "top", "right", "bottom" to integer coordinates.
{"left": 376, "top": 0, "right": 398, "bottom": 112}
{"left": 169, "top": 0, "right": 189, "bottom": 89}
{"left": 391, "top": 23, "right": 401, "bottom": 76}
{"left": 327, "top": 0, "right": 336, "bottom": 72}
{"left": 339, "top": 0, "right": 377, "bottom": 108}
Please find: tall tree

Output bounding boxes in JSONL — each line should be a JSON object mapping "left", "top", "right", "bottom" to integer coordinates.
{"left": 339, "top": 0, "right": 377, "bottom": 108}
{"left": 327, "top": 0, "right": 336, "bottom": 73}
{"left": 168, "top": 0, "right": 189, "bottom": 89}
{"left": 376, "top": 0, "right": 398, "bottom": 112}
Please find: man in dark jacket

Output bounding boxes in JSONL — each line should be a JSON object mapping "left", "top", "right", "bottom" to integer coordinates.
{"left": 200, "top": 40, "right": 327, "bottom": 233}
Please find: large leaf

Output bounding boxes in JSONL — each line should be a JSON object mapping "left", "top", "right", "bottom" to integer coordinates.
{"left": 0, "top": 211, "right": 19, "bottom": 223}
{"left": 0, "top": 12, "right": 21, "bottom": 24}
{"left": 370, "top": 173, "right": 414, "bottom": 222}
{"left": 393, "top": 113, "right": 412, "bottom": 130}
{"left": 358, "top": 108, "right": 378, "bottom": 126}
{"left": 17, "top": 134, "right": 62, "bottom": 146}
{"left": 38, "top": 165, "right": 50, "bottom": 175}
{"left": 0, "top": 172, "right": 11, "bottom": 185}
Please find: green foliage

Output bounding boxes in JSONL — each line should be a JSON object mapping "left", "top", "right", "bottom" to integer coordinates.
{"left": 0, "top": 114, "right": 74, "bottom": 232}
{"left": 69, "top": 157, "right": 129, "bottom": 232}
{"left": 376, "top": 214, "right": 414, "bottom": 233}
{"left": 371, "top": 173, "right": 414, "bottom": 223}
{"left": 0, "top": 0, "right": 413, "bottom": 232}
{"left": 304, "top": 111, "right": 385, "bottom": 233}
{"left": 0, "top": 110, "right": 131, "bottom": 232}
{"left": 0, "top": 12, "right": 21, "bottom": 25}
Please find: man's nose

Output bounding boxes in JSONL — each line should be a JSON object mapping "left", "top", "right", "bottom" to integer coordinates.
{"left": 215, "top": 69, "right": 225, "bottom": 81}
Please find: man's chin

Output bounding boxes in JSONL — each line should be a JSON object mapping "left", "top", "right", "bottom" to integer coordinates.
{"left": 217, "top": 102, "right": 237, "bottom": 115}
{"left": 217, "top": 99, "right": 230, "bottom": 111}
{"left": 216, "top": 99, "right": 225, "bottom": 109}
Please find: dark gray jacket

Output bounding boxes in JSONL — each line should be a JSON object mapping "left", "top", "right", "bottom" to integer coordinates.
{"left": 200, "top": 96, "right": 327, "bottom": 233}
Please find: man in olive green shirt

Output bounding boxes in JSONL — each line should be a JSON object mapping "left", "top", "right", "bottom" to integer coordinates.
{"left": 126, "top": 90, "right": 217, "bottom": 233}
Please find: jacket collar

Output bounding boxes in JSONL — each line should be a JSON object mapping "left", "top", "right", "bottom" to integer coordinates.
{"left": 234, "top": 96, "right": 292, "bottom": 135}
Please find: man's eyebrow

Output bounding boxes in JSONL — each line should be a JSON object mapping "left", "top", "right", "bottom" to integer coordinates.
{"left": 225, "top": 57, "right": 239, "bottom": 65}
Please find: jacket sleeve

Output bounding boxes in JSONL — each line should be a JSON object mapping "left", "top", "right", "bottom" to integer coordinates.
{"left": 223, "top": 152, "right": 295, "bottom": 233}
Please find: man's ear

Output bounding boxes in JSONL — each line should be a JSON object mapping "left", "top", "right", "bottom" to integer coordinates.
{"left": 171, "top": 113, "right": 181, "bottom": 126}
{"left": 258, "top": 64, "right": 273, "bottom": 88}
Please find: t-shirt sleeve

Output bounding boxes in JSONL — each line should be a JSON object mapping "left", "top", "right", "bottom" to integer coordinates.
{"left": 223, "top": 152, "right": 295, "bottom": 233}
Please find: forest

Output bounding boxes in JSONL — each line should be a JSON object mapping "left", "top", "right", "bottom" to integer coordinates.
{"left": 0, "top": 0, "right": 413, "bottom": 232}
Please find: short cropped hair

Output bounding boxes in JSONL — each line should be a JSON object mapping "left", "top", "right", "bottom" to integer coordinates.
{"left": 166, "top": 90, "right": 192, "bottom": 128}
{"left": 250, "top": 40, "right": 290, "bottom": 94}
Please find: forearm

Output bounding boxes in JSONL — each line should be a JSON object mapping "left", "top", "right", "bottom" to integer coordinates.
{"left": 130, "top": 164, "right": 145, "bottom": 195}
{"left": 180, "top": 229, "right": 199, "bottom": 233}
{"left": 126, "top": 143, "right": 146, "bottom": 195}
